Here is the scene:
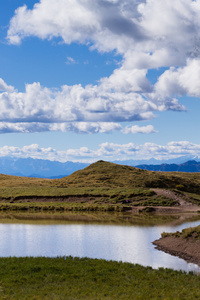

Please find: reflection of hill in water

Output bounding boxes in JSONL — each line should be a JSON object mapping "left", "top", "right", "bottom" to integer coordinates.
{"left": 0, "top": 211, "right": 200, "bottom": 227}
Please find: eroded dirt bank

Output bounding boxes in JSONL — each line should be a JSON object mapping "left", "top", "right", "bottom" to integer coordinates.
{"left": 153, "top": 236, "right": 200, "bottom": 266}
{"left": 152, "top": 189, "right": 200, "bottom": 212}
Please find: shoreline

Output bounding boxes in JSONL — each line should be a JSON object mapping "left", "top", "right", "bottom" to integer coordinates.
{"left": 153, "top": 236, "right": 200, "bottom": 267}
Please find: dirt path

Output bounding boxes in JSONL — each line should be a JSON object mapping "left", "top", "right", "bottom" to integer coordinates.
{"left": 152, "top": 189, "right": 200, "bottom": 212}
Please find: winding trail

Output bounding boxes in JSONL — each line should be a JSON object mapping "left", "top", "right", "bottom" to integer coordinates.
{"left": 152, "top": 189, "right": 200, "bottom": 212}
{"left": 131, "top": 189, "right": 200, "bottom": 214}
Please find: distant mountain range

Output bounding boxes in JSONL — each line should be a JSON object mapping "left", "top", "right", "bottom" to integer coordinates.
{"left": 0, "top": 156, "right": 200, "bottom": 178}
{"left": 136, "top": 160, "right": 200, "bottom": 173}
{"left": 0, "top": 157, "right": 88, "bottom": 178}
{"left": 114, "top": 155, "right": 200, "bottom": 166}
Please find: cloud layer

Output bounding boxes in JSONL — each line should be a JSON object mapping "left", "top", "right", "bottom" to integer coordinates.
{"left": 0, "top": 121, "right": 156, "bottom": 134}
{"left": 2, "top": 0, "right": 200, "bottom": 134}
{"left": 1, "top": 141, "right": 200, "bottom": 162}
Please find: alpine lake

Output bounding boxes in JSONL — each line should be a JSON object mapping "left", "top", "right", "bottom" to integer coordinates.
{"left": 0, "top": 211, "right": 200, "bottom": 273}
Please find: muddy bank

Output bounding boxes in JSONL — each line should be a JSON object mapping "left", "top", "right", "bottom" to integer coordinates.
{"left": 153, "top": 236, "right": 200, "bottom": 266}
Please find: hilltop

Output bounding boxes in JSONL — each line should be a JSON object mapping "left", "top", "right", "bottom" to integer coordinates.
{"left": 55, "top": 160, "right": 148, "bottom": 188}
{"left": 55, "top": 160, "right": 200, "bottom": 193}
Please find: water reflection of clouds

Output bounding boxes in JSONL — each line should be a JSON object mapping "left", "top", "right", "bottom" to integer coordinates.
{"left": 0, "top": 221, "right": 200, "bottom": 273}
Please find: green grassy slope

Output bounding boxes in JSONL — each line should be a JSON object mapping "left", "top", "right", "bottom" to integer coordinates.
{"left": 55, "top": 160, "right": 200, "bottom": 192}
{"left": 0, "top": 256, "right": 200, "bottom": 299}
{"left": 0, "top": 160, "right": 200, "bottom": 211}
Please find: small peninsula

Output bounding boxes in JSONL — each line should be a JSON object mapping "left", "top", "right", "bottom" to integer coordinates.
{"left": 154, "top": 225, "right": 200, "bottom": 266}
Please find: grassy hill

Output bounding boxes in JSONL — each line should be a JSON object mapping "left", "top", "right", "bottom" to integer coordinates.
{"left": 55, "top": 160, "right": 200, "bottom": 192}
{"left": 54, "top": 160, "right": 148, "bottom": 187}
{"left": 0, "top": 160, "right": 200, "bottom": 212}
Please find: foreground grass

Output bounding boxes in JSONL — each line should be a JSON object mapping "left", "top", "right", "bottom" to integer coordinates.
{"left": 0, "top": 256, "right": 200, "bottom": 299}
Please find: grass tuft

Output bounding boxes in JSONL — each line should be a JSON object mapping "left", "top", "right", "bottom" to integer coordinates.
{"left": 162, "top": 225, "right": 200, "bottom": 239}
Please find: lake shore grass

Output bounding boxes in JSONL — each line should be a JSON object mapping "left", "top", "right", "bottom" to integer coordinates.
{"left": 0, "top": 256, "right": 200, "bottom": 299}
{"left": 161, "top": 224, "right": 200, "bottom": 239}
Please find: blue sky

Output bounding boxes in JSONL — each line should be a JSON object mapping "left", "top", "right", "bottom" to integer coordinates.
{"left": 0, "top": 0, "right": 200, "bottom": 162}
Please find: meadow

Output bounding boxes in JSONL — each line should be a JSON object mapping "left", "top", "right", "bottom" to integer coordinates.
{"left": 0, "top": 256, "right": 200, "bottom": 299}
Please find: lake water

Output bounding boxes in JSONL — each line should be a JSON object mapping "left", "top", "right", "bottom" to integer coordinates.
{"left": 0, "top": 215, "right": 200, "bottom": 273}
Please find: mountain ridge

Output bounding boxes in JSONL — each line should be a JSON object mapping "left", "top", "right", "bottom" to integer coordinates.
{"left": 0, "top": 156, "right": 200, "bottom": 178}
{"left": 136, "top": 160, "right": 200, "bottom": 172}
{"left": 0, "top": 157, "right": 89, "bottom": 178}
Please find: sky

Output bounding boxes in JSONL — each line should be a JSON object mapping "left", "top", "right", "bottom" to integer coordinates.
{"left": 0, "top": 0, "right": 200, "bottom": 162}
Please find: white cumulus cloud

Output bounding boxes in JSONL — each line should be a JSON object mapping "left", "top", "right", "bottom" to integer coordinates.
{"left": 0, "top": 141, "right": 200, "bottom": 162}
{"left": 0, "top": 121, "right": 157, "bottom": 135}
{"left": 0, "top": 80, "right": 167, "bottom": 125}
{"left": 3, "top": 0, "right": 200, "bottom": 134}
{"left": 122, "top": 125, "right": 156, "bottom": 134}
{"left": 0, "top": 78, "right": 15, "bottom": 92}
{"left": 154, "top": 59, "right": 200, "bottom": 98}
